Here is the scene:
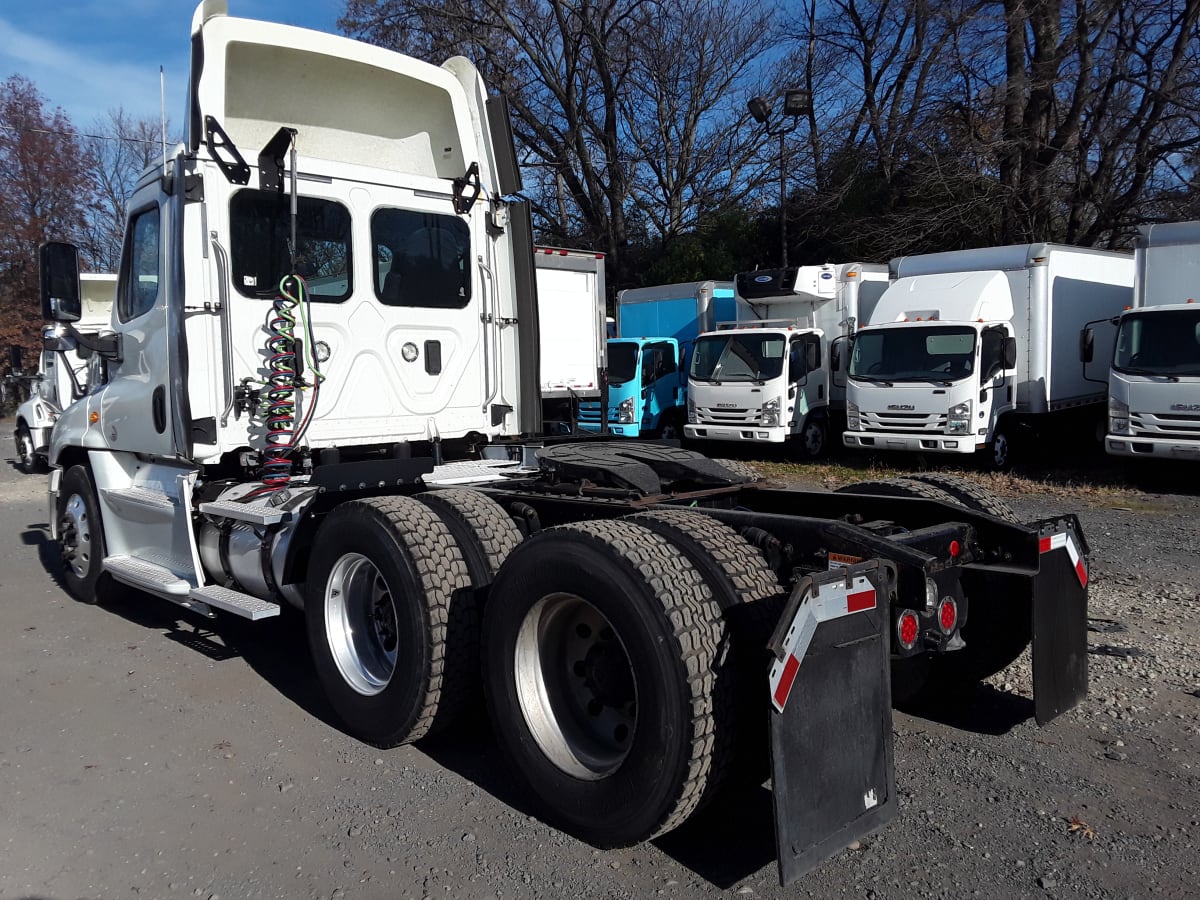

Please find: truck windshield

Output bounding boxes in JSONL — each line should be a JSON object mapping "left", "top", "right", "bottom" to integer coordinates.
{"left": 1114, "top": 308, "right": 1200, "bottom": 377}
{"left": 690, "top": 333, "right": 785, "bottom": 382}
{"left": 608, "top": 342, "right": 639, "bottom": 386}
{"left": 850, "top": 325, "right": 977, "bottom": 382}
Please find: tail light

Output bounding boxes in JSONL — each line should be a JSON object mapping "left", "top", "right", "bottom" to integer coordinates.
{"left": 896, "top": 610, "right": 919, "bottom": 650}
{"left": 937, "top": 598, "right": 958, "bottom": 634}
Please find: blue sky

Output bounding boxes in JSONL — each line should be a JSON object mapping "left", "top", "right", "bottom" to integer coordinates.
{"left": 0, "top": 1, "right": 343, "bottom": 128}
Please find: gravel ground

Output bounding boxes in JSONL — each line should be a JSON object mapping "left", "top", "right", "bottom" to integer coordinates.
{"left": 1, "top": 438, "right": 1197, "bottom": 900}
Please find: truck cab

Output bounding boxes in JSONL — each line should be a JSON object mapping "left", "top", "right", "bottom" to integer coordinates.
{"left": 685, "top": 263, "right": 888, "bottom": 458}
{"left": 1091, "top": 221, "right": 1200, "bottom": 460}
{"left": 580, "top": 337, "right": 683, "bottom": 437}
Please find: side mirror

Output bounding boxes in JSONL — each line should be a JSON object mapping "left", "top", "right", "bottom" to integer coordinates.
{"left": 40, "top": 242, "right": 82, "bottom": 322}
{"left": 1079, "top": 328, "right": 1094, "bottom": 364}
{"left": 806, "top": 343, "right": 820, "bottom": 373}
{"left": 830, "top": 340, "right": 843, "bottom": 372}
{"left": 8, "top": 345, "right": 22, "bottom": 374}
{"left": 1003, "top": 336, "right": 1018, "bottom": 369}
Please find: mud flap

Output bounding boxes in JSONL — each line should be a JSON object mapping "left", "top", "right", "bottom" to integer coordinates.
{"left": 766, "top": 561, "right": 897, "bottom": 886}
{"left": 1032, "top": 516, "right": 1089, "bottom": 725}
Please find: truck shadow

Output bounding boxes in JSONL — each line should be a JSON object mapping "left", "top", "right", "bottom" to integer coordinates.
{"left": 896, "top": 683, "right": 1035, "bottom": 735}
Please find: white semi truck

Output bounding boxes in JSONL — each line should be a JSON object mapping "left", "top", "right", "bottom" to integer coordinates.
{"left": 843, "top": 244, "right": 1133, "bottom": 469}
{"left": 684, "top": 263, "right": 889, "bottom": 457}
{"left": 1082, "top": 221, "right": 1200, "bottom": 461}
{"left": 35, "top": 2, "right": 1091, "bottom": 883}
{"left": 10, "top": 273, "right": 116, "bottom": 471}
{"left": 533, "top": 246, "right": 607, "bottom": 433}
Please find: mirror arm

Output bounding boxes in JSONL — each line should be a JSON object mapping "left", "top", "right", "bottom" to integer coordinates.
{"left": 66, "top": 324, "right": 122, "bottom": 363}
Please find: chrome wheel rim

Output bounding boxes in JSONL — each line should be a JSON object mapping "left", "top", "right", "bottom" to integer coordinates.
{"left": 324, "top": 553, "right": 398, "bottom": 696}
{"left": 18, "top": 430, "right": 35, "bottom": 468}
{"left": 514, "top": 593, "right": 637, "bottom": 780}
{"left": 60, "top": 493, "right": 92, "bottom": 579}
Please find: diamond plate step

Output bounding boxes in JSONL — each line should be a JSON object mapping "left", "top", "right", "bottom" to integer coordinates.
{"left": 189, "top": 585, "right": 280, "bottom": 621}
{"left": 198, "top": 499, "right": 292, "bottom": 526}
{"left": 104, "top": 555, "right": 190, "bottom": 596}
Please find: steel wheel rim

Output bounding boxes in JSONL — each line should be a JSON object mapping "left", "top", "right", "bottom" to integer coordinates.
{"left": 804, "top": 421, "right": 824, "bottom": 455}
{"left": 325, "top": 553, "right": 399, "bottom": 696}
{"left": 18, "top": 430, "right": 34, "bottom": 467}
{"left": 993, "top": 433, "right": 1009, "bottom": 468}
{"left": 60, "top": 493, "right": 92, "bottom": 578}
{"left": 514, "top": 592, "right": 638, "bottom": 780}
{"left": 660, "top": 421, "right": 679, "bottom": 439}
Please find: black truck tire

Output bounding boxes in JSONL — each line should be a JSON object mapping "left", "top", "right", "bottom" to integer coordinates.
{"left": 16, "top": 422, "right": 42, "bottom": 473}
{"left": 898, "top": 473, "right": 1020, "bottom": 522}
{"left": 834, "top": 477, "right": 962, "bottom": 505}
{"left": 57, "top": 465, "right": 117, "bottom": 605}
{"left": 792, "top": 416, "right": 828, "bottom": 460}
{"left": 628, "top": 509, "right": 783, "bottom": 789}
{"left": 481, "top": 518, "right": 729, "bottom": 846}
{"left": 305, "top": 496, "right": 472, "bottom": 747}
{"left": 710, "top": 458, "right": 763, "bottom": 483}
{"left": 415, "top": 488, "right": 522, "bottom": 584}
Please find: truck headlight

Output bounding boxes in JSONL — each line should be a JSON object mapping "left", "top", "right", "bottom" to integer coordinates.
{"left": 847, "top": 401, "right": 861, "bottom": 432}
{"left": 1108, "top": 396, "right": 1130, "bottom": 435}
{"left": 687, "top": 394, "right": 696, "bottom": 424}
{"left": 947, "top": 400, "right": 972, "bottom": 434}
{"left": 761, "top": 397, "right": 781, "bottom": 427}
{"left": 617, "top": 397, "right": 636, "bottom": 424}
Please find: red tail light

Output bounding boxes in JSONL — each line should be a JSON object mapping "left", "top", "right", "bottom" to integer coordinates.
{"left": 896, "top": 610, "right": 919, "bottom": 650}
{"left": 938, "top": 598, "right": 958, "bottom": 634}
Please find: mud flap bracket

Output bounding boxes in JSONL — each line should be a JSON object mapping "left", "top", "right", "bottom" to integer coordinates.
{"left": 767, "top": 561, "right": 898, "bottom": 885}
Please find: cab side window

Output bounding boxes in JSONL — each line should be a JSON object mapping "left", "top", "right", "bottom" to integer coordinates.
{"left": 118, "top": 207, "right": 160, "bottom": 322}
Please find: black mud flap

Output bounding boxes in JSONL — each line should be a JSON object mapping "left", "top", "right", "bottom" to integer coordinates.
{"left": 1031, "top": 516, "right": 1090, "bottom": 725}
{"left": 767, "top": 561, "right": 897, "bottom": 886}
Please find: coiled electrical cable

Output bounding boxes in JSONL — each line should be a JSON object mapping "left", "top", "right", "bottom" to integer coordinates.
{"left": 260, "top": 275, "right": 302, "bottom": 489}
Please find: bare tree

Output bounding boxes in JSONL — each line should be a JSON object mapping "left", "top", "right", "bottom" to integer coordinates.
{"left": 80, "top": 109, "right": 167, "bottom": 273}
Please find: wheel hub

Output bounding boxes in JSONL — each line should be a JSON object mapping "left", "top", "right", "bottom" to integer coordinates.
{"left": 60, "top": 494, "right": 92, "bottom": 578}
{"left": 325, "top": 553, "right": 398, "bottom": 696}
{"left": 580, "top": 637, "right": 636, "bottom": 708}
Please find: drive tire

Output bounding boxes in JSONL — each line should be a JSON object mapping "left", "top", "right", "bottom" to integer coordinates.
{"left": 305, "top": 496, "right": 472, "bottom": 747}
{"left": 898, "top": 473, "right": 1020, "bottom": 522}
{"left": 482, "top": 518, "right": 727, "bottom": 846}
{"left": 710, "top": 458, "right": 763, "bottom": 483}
{"left": 57, "top": 465, "right": 117, "bottom": 605}
{"left": 834, "top": 477, "right": 962, "bottom": 505}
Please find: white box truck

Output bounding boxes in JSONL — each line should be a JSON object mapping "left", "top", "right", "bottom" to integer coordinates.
{"left": 843, "top": 243, "right": 1133, "bottom": 469}
{"left": 685, "top": 263, "right": 889, "bottom": 457}
{"left": 10, "top": 272, "right": 116, "bottom": 470}
{"left": 532, "top": 246, "right": 607, "bottom": 433}
{"left": 1084, "top": 221, "right": 1200, "bottom": 461}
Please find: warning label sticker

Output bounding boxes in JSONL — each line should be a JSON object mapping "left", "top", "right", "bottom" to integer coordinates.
{"left": 828, "top": 552, "right": 864, "bottom": 570}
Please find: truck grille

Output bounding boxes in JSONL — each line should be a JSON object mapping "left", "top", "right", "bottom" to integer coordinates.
{"left": 696, "top": 405, "right": 762, "bottom": 426}
{"left": 1131, "top": 411, "right": 1200, "bottom": 441}
{"left": 861, "top": 410, "right": 947, "bottom": 433}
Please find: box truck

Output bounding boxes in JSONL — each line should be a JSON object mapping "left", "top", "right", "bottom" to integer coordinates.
{"left": 532, "top": 246, "right": 607, "bottom": 433}
{"left": 843, "top": 243, "right": 1133, "bottom": 469}
{"left": 11, "top": 272, "right": 116, "bottom": 471}
{"left": 1083, "top": 221, "right": 1200, "bottom": 461}
{"left": 685, "top": 263, "right": 889, "bottom": 458}
{"left": 577, "top": 280, "right": 737, "bottom": 438}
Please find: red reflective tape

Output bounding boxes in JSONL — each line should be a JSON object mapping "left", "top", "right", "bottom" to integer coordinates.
{"left": 773, "top": 654, "right": 801, "bottom": 710}
{"left": 1075, "top": 559, "right": 1088, "bottom": 587}
{"left": 1039, "top": 536, "right": 1052, "bottom": 553}
{"left": 846, "top": 589, "right": 876, "bottom": 613}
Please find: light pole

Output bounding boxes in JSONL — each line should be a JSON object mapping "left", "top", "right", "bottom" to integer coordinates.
{"left": 748, "top": 89, "right": 812, "bottom": 268}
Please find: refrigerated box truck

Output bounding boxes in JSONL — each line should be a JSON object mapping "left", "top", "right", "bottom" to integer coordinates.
{"left": 843, "top": 244, "right": 1133, "bottom": 469}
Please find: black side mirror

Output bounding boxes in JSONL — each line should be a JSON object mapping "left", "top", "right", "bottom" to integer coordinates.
{"left": 1003, "top": 336, "right": 1018, "bottom": 369}
{"left": 806, "top": 342, "right": 820, "bottom": 373}
{"left": 8, "top": 345, "right": 22, "bottom": 374}
{"left": 1079, "top": 328, "right": 1094, "bottom": 364}
{"left": 40, "top": 242, "right": 82, "bottom": 322}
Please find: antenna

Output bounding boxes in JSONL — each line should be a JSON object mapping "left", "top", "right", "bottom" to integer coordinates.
{"left": 160, "top": 66, "right": 168, "bottom": 174}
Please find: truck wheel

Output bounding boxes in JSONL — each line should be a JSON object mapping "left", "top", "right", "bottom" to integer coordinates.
{"left": 793, "top": 417, "right": 828, "bottom": 460}
{"left": 628, "top": 509, "right": 783, "bottom": 789}
{"left": 834, "top": 478, "right": 962, "bottom": 505}
{"left": 898, "top": 473, "right": 1020, "bottom": 522}
{"left": 57, "top": 465, "right": 117, "bottom": 605}
{"left": 710, "top": 458, "right": 763, "bottom": 482}
{"left": 653, "top": 411, "right": 684, "bottom": 441}
{"left": 15, "top": 423, "right": 41, "bottom": 473}
{"left": 415, "top": 488, "right": 522, "bottom": 584}
{"left": 305, "top": 496, "right": 472, "bottom": 747}
{"left": 482, "top": 519, "right": 728, "bottom": 845}
{"left": 982, "top": 424, "right": 1013, "bottom": 471}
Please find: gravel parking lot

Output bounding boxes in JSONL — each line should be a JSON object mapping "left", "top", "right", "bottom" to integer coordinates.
{"left": 1, "top": 438, "right": 1197, "bottom": 900}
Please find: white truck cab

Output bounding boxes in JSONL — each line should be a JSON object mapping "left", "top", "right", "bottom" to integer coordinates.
{"left": 685, "top": 263, "right": 888, "bottom": 458}
{"left": 844, "top": 244, "right": 1133, "bottom": 469}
